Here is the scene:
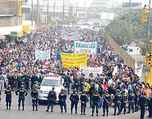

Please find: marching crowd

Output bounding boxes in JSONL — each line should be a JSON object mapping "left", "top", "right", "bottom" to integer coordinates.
{"left": 0, "top": 26, "right": 151, "bottom": 119}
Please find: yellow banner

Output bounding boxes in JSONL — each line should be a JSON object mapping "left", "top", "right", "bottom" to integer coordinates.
{"left": 144, "top": 68, "right": 152, "bottom": 86}
{"left": 61, "top": 53, "right": 88, "bottom": 68}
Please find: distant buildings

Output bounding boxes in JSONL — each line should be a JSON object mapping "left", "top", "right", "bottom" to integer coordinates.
{"left": 0, "top": 0, "right": 18, "bottom": 26}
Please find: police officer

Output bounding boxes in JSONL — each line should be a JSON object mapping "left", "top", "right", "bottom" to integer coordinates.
{"left": 58, "top": 89, "right": 67, "bottom": 113}
{"left": 113, "top": 89, "right": 122, "bottom": 115}
{"left": 70, "top": 90, "right": 79, "bottom": 114}
{"left": 139, "top": 92, "right": 147, "bottom": 119}
{"left": 5, "top": 85, "right": 12, "bottom": 110}
{"left": 120, "top": 90, "right": 128, "bottom": 114}
{"left": 91, "top": 91, "right": 100, "bottom": 116}
{"left": 80, "top": 91, "right": 88, "bottom": 115}
{"left": 102, "top": 91, "right": 111, "bottom": 116}
{"left": 134, "top": 90, "right": 140, "bottom": 112}
{"left": 63, "top": 73, "right": 71, "bottom": 95}
{"left": 31, "top": 82, "right": 39, "bottom": 111}
{"left": 148, "top": 88, "right": 152, "bottom": 118}
{"left": 15, "top": 84, "right": 28, "bottom": 111}
{"left": 46, "top": 87, "right": 57, "bottom": 112}
{"left": 74, "top": 80, "right": 80, "bottom": 93}
{"left": 128, "top": 90, "right": 135, "bottom": 113}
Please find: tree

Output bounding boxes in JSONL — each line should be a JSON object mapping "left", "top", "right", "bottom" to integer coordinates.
{"left": 105, "top": 9, "right": 152, "bottom": 45}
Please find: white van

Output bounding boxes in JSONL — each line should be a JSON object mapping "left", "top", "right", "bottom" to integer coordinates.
{"left": 38, "top": 73, "right": 64, "bottom": 103}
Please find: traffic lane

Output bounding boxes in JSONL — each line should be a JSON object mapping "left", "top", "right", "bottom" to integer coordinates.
{"left": 0, "top": 107, "right": 144, "bottom": 119}
{"left": 0, "top": 93, "right": 147, "bottom": 119}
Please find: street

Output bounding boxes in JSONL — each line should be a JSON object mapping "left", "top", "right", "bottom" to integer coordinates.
{"left": 0, "top": 93, "right": 148, "bottom": 119}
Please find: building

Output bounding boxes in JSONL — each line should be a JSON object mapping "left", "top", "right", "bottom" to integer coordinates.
{"left": 122, "top": 0, "right": 142, "bottom": 8}
{"left": 89, "top": 0, "right": 123, "bottom": 12}
{"left": 0, "top": 0, "right": 18, "bottom": 26}
{"left": 24, "top": 0, "right": 72, "bottom": 23}
{"left": 87, "top": 0, "right": 123, "bottom": 26}
{"left": 122, "top": 0, "right": 152, "bottom": 8}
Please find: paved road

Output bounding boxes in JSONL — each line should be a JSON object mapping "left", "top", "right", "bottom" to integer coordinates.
{"left": 0, "top": 93, "right": 150, "bottom": 119}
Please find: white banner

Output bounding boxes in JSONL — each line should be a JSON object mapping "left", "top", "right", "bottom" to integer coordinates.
{"left": 35, "top": 50, "right": 50, "bottom": 60}
{"left": 73, "top": 41, "right": 97, "bottom": 54}
{"left": 80, "top": 66, "right": 103, "bottom": 78}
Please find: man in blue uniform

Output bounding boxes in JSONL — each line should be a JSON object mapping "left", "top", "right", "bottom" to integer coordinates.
{"left": 91, "top": 91, "right": 100, "bottom": 116}
{"left": 102, "top": 91, "right": 111, "bottom": 116}
{"left": 31, "top": 83, "right": 39, "bottom": 111}
{"left": 15, "top": 85, "right": 28, "bottom": 111}
{"left": 139, "top": 92, "right": 147, "bottom": 119}
{"left": 46, "top": 87, "right": 57, "bottom": 112}
{"left": 5, "top": 85, "right": 12, "bottom": 110}
{"left": 58, "top": 89, "right": 67, "bottom": 113}
{"left": 70, "top": 90, "right": 79, "bottom": 114}
{"left": 128, "top": 90, "right": 135, "bottom": 113}
{"left": 113, "top": 89, "right": 122, "bottom": 115}
{"left": 120, "top": 90, "right": 128, "bottom": 114}
{"left": 80, "top": 91, "right": 88, "bottom": 115}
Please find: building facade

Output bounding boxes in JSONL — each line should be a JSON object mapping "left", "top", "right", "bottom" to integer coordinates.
{"left": 0, "top": 0, "right": 18, "bottom": 26}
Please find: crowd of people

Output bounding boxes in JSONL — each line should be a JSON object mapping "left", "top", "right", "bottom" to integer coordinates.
{"left": 0, "top": 26, "right": 152, "bottom": 119}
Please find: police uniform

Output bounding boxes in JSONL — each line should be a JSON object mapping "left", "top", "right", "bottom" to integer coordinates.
{"left": 31, "top": 87, "right": 39, "bottom": 111}
{"left": 46, "top": 88, "right": 57, "bottom": 112}
{"left": 70, "top": 91, "right": 79, "bottom": 114}
{"left": 91, "top": 92, "right": 100, "bottom": 116}
{"left": 113, "top": 89, "right": 122, "bottom": 115}
{"left": 139, "top": 93, "right": 147, "bottom": 119}
{"left": 128, "top": 91, "right": 135, "bottom": 113}
{"left": 58, "top": 90, "right": 67, "bottom": 113}
{"left": 148, "top": 94, "right": 152, "bottom": 118}
{"left": 5, "top": 86, "right": 12, "bottom": 110}
{"left": 102, "top": 92, "right": 110, "bottom": 116}
{"left": 120, "top": 90, "right": 128, "bottom": 114}
{"left": 15, "top": 85, "right": 28, "bottom": 111}
{"left": 80, "top": 92, "right": 88, "bottom": 115}
{"left": 134, "top": 91, "right": 140, "bottom": 112}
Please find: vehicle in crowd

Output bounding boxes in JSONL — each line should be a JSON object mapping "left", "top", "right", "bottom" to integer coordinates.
{"left": 38, "top": 73, "right": 64, "bottom": 104}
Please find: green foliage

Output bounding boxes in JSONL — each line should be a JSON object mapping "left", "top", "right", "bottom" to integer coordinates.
{"left": 105, "top": 9, "right": 152, "bottom": 45}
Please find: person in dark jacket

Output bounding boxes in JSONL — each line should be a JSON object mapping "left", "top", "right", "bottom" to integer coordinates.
{"left": 70, "top": 90, "right": 79, "bottom": 114}
{"left": 80, "top": 91, "right": 88, "bottom": 115}
{"left": 58, "top": 89, "right": 67, "bottom": 113}
{"left": 63, "top": 73, "right": 71, "bottom": 94}
{"left": 148, "top": 94, "right": 152, "bottom": 118}
{"left": 31, "top": 83, "right": 39, "bottom": 111}
{"left": 46, "top": 87, "right": 57, "bottom": 112}
{"left": 5, "top": 84, "right": 12, "bottom": 110}
{"left": 128, "top": 90, "right": 135, "bottom": 113}
{"left": 120, "top": 90, "right": 128, "bottom": 114}
{"left": 91, "top": 91, "right": 100, "bottom": 116}
{"left": 102, "top": 91, "right": 111, "bottom": 116}
{"left": 139, "top": 93, "right": 147, "bottom": 119}
{"left": 113, "top": 89, "right": 122, "bottom": 115}
{"left": 15, "top": 84, "right": 28, "bottom": 111}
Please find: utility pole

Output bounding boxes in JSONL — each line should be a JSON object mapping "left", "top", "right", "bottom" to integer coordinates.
{"left": 144, "top": 0, "right": 152, "bottom": 86}
{"left": 47, "top": 0, "right": 49, "bottom": 24}
{"left": 53, "top": 0, "right": 56, "bottom": 18}
{"left": 31, "top": 0, "right": 34, "bottom": 26}
{"left": 63, "top": 0, "right": 65, "bottom": 21}
{"left": 148, "top": 0, "right": 152, "bottom": 43}
{"left": 36, "top": 0, "right": 40, "bottom": 25}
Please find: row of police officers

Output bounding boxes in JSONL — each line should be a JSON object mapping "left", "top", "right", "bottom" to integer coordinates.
{"left": 1, "top": 84, "right": 152, "bottom": 119}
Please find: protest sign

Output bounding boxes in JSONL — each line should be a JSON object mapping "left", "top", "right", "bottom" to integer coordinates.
{"left": 73, "top": 41, "right": 97, "bottom": 54}
{"left": 35, "top": 50, "right": 50, "bottom": 60}
{"left": 61, "top": 53, "right": 88, "bottom": 68}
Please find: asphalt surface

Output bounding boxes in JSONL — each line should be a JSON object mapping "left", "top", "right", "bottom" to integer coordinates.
{"left": 0, "top": 92, "right": 150, "bottom": 119}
